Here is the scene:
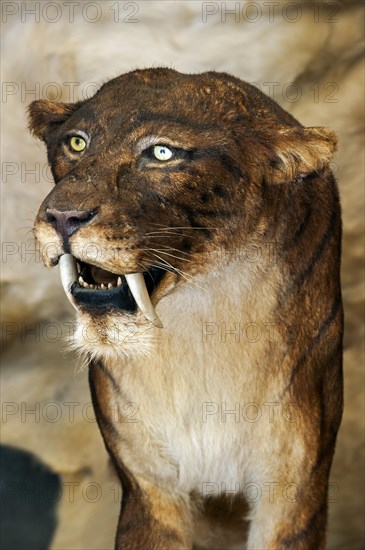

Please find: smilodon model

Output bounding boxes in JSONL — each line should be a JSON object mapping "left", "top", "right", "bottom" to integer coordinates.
{"left": 29, "top": 68, "right": 343, "bottom": 549}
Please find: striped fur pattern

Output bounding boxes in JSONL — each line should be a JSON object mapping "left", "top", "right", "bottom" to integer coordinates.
{"left": 29, "top": 69, "right": 343, "bottom": 549}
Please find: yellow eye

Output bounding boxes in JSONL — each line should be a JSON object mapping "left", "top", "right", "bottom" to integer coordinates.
{"left": 69, "top": 136, "right": 87, "bottom": 152}
{"left": 153, "top": 145, "right": 173, "bottom": 161}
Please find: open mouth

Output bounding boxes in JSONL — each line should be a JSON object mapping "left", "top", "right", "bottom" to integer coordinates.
{"left": 58, "top": 254, "right": 164, "bottom": 327}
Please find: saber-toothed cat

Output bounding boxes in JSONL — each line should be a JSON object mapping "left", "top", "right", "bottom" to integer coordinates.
{"left": 29, "top": 68, "right": 343, "bottom": 549}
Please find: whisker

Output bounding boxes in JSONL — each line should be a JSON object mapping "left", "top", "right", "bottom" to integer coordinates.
{"left": 145, "top": 232, "right": 215, "bottom": 238}
{"left": 156, "top": 246, "right": 192, "bottom": 257}
{"left": 139, "top": 248, "right": 190, "bottom": 262}
{"left": 139, "top": 244, "right": 191, "bottom": 258}
{"left": 16, "top": 226, "right": 35, "bottom": 236}
{"left": 147, "top": 253, "right": 207, "bottom": 292}
{"left": 145, "top": 232, "right": 195, "bottom": 240}
{"left": 145, "top": 226, "right": 218, "bottom": 236}
{"left": 147, "top": 225, "right": 218, "bottom": 231}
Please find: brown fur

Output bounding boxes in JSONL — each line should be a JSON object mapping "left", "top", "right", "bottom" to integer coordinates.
{"left": 29, "top": 69, "right": 343, "bottom": 549}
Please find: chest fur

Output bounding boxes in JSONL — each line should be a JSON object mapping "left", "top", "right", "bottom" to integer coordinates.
{"left": 98, "top": 261, "right": 292, "bottom": 492}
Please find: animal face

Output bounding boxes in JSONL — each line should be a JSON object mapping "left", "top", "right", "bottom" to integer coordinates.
{"left": 29, "top": 68, "right": 336, "bottom": 358}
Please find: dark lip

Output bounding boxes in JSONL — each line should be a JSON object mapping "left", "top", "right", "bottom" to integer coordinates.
{"left": 70, "top": 267, "right": 165, "bottom": 315}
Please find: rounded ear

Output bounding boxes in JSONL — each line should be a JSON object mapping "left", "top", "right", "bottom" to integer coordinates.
{"left": 267, "top": 126, "right": 337, "bottom": 184}
{"left": 27, "top": 100, "right": 81, "bottom": 141}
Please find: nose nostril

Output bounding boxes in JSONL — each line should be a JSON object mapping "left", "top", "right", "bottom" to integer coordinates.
{"left": 45, "top": 207, "right": 97, "bottom": 239}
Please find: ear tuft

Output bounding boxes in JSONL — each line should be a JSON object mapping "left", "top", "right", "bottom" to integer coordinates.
{"left": 27, "top": 100, "right": 79, "bottom": 141}
{"left": 268, "top": 126, "right": 337, "bottom": 184}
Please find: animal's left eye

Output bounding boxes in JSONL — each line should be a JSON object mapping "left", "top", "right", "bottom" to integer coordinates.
{"left": 69, "top": 135, "right": 87, "bottom": 152}
{"left": 153, "top": 145, "right": 173, "bottom": 161}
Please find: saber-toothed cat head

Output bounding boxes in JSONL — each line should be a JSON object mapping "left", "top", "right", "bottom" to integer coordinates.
{"left": 28, "top": 68, "right": 336, "bottom": 359}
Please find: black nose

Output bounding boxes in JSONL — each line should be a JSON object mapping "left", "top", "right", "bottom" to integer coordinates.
{"left": 46, "top": 208, "right": 96, "bottom": 239}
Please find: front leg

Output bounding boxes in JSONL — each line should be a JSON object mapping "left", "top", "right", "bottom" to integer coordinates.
{"left": 246, "top": 402, "right": 340, "bottom": 550}
{"left": 88, "top": 360, "right": 193, "bottom": 549}
{"left": 115, "top": 476, "right": 193, "bottom": 550}
{"left": 247, "top": 473, "right": 329, "bottom": 550}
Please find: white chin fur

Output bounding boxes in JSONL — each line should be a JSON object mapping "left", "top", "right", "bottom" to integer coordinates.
{"left": 70, "top": 311, "right": 157, "bottom": 363}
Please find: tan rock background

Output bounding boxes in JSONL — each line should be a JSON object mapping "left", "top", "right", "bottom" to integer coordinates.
{"left": 1, "top": 1, "right": 364, "bottom": 548}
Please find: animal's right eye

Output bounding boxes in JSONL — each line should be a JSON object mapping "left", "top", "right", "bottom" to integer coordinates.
{"left": 64, "top": 131, "right": 89, "bottom": 155}
{"left": 69, "top": 136, "right": 87, "bottom": 152}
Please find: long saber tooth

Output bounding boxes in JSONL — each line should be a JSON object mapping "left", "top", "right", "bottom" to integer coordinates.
{"left": 125, "top": 273, "right": 163, "bottom": 328}
{"left": 59, "top": 254, "right": 79, "bottom": 312}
